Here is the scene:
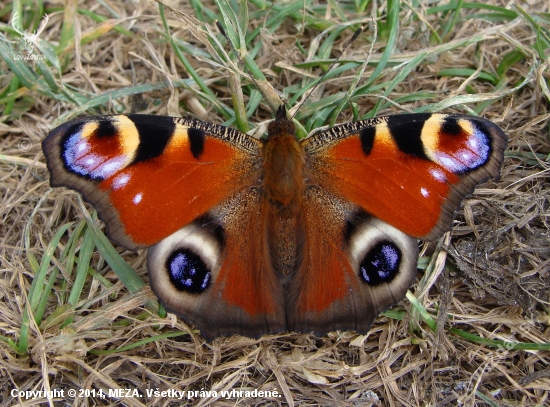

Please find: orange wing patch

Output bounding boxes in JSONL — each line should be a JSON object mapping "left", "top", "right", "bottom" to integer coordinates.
{"left": 320, "top": 135, "right": 458, "bottom": 238}
{"left": 102, "top": 134, "right": 256, "bottom": 246}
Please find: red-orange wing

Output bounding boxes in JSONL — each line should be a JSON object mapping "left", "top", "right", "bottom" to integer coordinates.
{"left": 42, "top": 114, "right": 262, "bottom": 250}
{"left": 287, "top": 188, "right": 419, "bottom": 334}
{"left": 302, "top": 113, "right": 507, "bottom": 241}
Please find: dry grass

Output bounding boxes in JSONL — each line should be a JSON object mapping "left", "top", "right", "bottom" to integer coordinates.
{"left": 1, "top": 0, "right": 549, "bottom": 406}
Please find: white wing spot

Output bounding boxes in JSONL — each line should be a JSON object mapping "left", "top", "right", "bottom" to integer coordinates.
{"left": 421, "top": 187, "right": 429, "bottom": 197}
{"left": 430, "top": 168, "right": 447, "bottom": 182}
{"left": 112, "top": 173, "right": 130, "bottom": 190}
{"left": 102, "top": 161, "right": 122, "bottom": 175}
{"left": 133, "top": 193, "right": 143, "bottom": 205}
{"left": 461, "top": 151, "right": 472, "bottom": 160}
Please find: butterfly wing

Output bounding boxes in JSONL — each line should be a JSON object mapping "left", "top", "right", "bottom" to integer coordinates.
{"left": 42, "top": 114, "right": 262, "bottom": 250}
{"left": 147, "top": 189, "right": 287, "bottom": 340}
{"left": 302, "top": 113, "right": 507, "bottom": 241}
{"left": 289, "top": 113, "right": 507, "bottom": 333}
{"left": 288, "top": 188, "right": 418, "bottom": 334}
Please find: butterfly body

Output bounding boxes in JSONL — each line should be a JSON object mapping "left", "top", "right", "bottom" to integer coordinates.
{"left": 263, "top": 109, "right": 303, "bottom": 208}
{"left": 43, "top": 109, "right": 507, "bottom": 339}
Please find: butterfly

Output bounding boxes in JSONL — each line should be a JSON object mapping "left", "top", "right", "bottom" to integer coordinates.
{"left": 42, "top": 106, "right": 507, "bottom": 340}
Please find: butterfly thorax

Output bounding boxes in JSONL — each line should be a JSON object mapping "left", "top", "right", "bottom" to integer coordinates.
{"left": 263, "top": 118, "right": 304, "bottom": 212}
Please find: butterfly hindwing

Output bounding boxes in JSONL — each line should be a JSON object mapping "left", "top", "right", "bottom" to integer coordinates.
{"left": 288, "top": 187, "right": 418, "bottom": 334}
{"left": 302, "top": 113, "right": 508, "bottom": 241}
{"left": 42, "top": 114, "right": 262, "bottom": 250}
{"left": 148, "top": 189, "right": 287, "bottom": 340}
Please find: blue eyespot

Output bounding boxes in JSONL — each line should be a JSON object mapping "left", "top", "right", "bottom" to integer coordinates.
{"left": 359, "top": 241, "right": 401, "bottom": 285}
{"left": 166, "top": 249, "right": 211, "bottom": 294}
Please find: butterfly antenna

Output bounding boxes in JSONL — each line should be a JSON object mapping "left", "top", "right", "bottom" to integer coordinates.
{"left": 289, "top": 26, "right": 363, "bottom": 122}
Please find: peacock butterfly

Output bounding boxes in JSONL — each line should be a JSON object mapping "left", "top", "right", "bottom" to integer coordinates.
{"left": 42, "top": 104, "right": 507, "bottom": 340}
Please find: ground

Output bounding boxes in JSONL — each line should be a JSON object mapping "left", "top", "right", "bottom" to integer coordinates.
{"left": 0, "top": 0, "right": 549, "bottom": 406}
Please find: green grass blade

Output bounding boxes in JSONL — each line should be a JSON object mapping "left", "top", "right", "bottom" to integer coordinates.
{"left": 363, "top": 0, "right": 400, "bottom": 88}
{"left": 407, "top": 291, "right": 437, "bottom": 332}
{"left": 29, "top": 223, "right": 73, "bottom": 311}
{"left": 56, "top": 0, "right": 77, "bottom": 51}
{"left": 0, "top": 39, "right": 39, "bottom": 89}
{"left": 438, "top": 68, "right": 498, "bottom": 85}
{"left": 450, "top": 328, "right": 550, "bottom": 351}
{"left": 89, "top": 331, "right": 190, "bottom": 355}
{"left": 19, "top": 222, "right": 73, "bottom": 355}
{"left": 88, "top": 218, "right": 145, "bottom": 294}
{"left": 440, "top": 0, "right": 464, "bottom": 40}
{"left": 369, "top": 52, "right": 428, "bottom": 117}
{"left": 66, "top": 227, "right": 95, "bottom": 310}
{"left": 157, "top": 3, "right": 232, "bottom": 120}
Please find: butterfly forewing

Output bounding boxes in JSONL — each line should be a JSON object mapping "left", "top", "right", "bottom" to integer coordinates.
{"left": 42, "top": 114, "right": 262, "bottom": 250}
{"left": 302, "top": 113, "right": 507, "bottom": 241}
